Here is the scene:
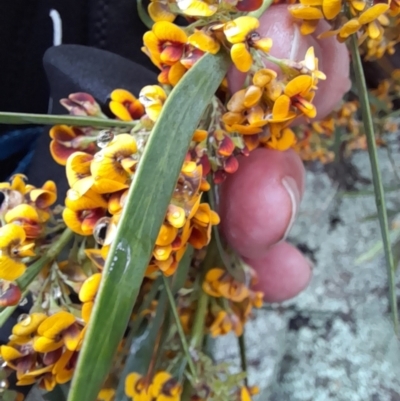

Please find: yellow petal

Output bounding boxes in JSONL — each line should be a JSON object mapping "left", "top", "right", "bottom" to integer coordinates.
{"left": 289, "top": 5, "right": 324, "bottom": 19}
{"left": 358, "top": 3, "right": 389, "bottom": 24}
{"left": 37, "top": 311, "right": 76, "bottom": 338}
{"left": 153, "top": 21, "right": 187, "bottom": 43}
{"left": 0, "top": 224, "right": 26, "bottom": 248}
{"left": 0, "top": 256, "right": 26, "bottom": 281}
{"left": 224, "top": 16, "right": 260, "bottom": 44}
{"left": 367, "top": 20, "right": 382, "bottom": 39}
{"left": 12, "top": 313, "right": 47, "bottom": 337}
{"left": 188, "top": 31, "right": 220, "bottom": 54}
{"left": 275, "top": 128, "right": 296, "bottom": 151}
{"left": 177, "top": 0, "right": 217, "bottom": 16}
{"left": 231, "top": 43, "right": 253, "bottom": 73}
{"left": 284, "top": 75, "right": 313, "bottom": 97}
{"left": 125, "top": 372, "right": 142, "bottom": 398}
{"left": 1, "top": 345, "right": 23, "bottom": 361}
{"left": 244, "top": 86, "right": 262, "bottom": 108}
{"left": 156, "top": 224, "right": 178, "bottom": 246}
{"left": 33, "top": 336, "right": 64, "bottom": 353}
{"left": 322, "top": 0, "right": 342, "bottom": 19}
{"left": 252, "top": 69, "right": 277, "bottom": 87}
{"left": 79, "top": 273, "right": 102, "bottom": 302}
{"left": 272, "top": 95, "right": 291, "bottom": 120}
{"left": 109, "top": 101, "right": 133, "bottom": 121}
{"left": 5, "top": 205, "right": 40, "bottom": 225}
{"left": 338, "top": 19, "right": 361, "bottom": 38}
{"left": 300, "top": 19, "right": 319, "bottom": 35}
{"left": 252, "top": 37, "right": 273, "bottom": 52}
{"left": 148, "top": 1, "right": 176, "bottom": 22}
{"left": 168, "top": 62, "right": 187, "bottom": 86}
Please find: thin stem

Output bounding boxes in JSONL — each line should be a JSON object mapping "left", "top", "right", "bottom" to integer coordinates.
{"left": 350, "top": 34, "right": 399, "bottom": 334}
{"left": 0, "top": 111, "right": 140, "bottom": 129}
{"left": 248, "top": 0, "right": 273, "bottom": 18}
{"left": 17, "top": 229, "right": 74, "bottom": 290}
{"left": 162, "top": 275, "right": 198, "bottom": 381}
{"left": 190, "top": 286, "right": 209, "bottom": 349}
{"left": 238, "top": 332, "right": 248, "bottom": 387}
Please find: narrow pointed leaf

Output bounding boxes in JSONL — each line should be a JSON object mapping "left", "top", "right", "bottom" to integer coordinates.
{"left": 350, "top": 34, "right": 398, "bottom": 334}
{"left": 68, "top": 51, "right": 230, "bottom": 401}
{"left": 0, "top": 112, "right": 138, "bottom": 129}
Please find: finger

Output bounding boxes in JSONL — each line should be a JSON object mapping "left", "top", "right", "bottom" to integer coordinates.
{"left": 245, "top": 242, "right": 312, "bottom": 302}
{"left": 228, "top": 4, "right": 351, "bottom": 120}
{"left": 219, "top": 147, "right": 305, "bottom": 259}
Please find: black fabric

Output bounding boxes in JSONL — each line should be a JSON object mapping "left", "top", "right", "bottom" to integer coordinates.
{"left": 28, "top": 44, "right": 156, "bottom": 197}
{"left": 0, "top": 0, "right": 155, "bottom": 130}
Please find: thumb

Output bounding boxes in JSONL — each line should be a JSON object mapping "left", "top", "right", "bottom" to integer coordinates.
{"left": 228, "top": 5, "right": 351, "bottom": 120}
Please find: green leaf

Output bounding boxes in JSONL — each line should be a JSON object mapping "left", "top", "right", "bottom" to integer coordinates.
{"left": 115, "top": 290, "right": 168, "bottom": 401}
{"left": 350, "top": 34, "right": 399, "bottom": 334}
{"left": 355, "top": 227, "right": 400, "bottom": 264}
{"left": 0, "top": 112, "right": 139, "bottom": 129}
{"left": 67, "top": 51, "right": 230, "bottom": 401}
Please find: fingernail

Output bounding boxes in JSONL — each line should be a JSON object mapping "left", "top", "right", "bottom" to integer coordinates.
{"left": 289, "top": 24, "right": 301, "bottom": 61}
{"left": 281, "top": 176, "right": 301, "bottom": 240}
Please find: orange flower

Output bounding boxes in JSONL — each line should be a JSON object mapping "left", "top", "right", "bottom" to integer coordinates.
{"left": 143, "top": 22, "right": 187, "bottom": 67}
{"left": 0, "top": 224, "right": 35, "bottom": 281}
{"left": 50, "top": 125, "right": 96, "bottom": 165}
{"left": 203, "top": 268, "right": 249, "bottom": 302}
{"left": 109, "top": 89, "right": 145, "bottom": 121}
{"left": 63, "top": 189, "right": 108, "bottom": 236}
{"left": 223, "top": 16, "right": 273, "bottom": 72}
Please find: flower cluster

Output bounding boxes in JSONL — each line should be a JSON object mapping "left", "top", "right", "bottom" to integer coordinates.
{"left": 125, "top": 371, "right": 182, "bottom": 401}
{"left": 203, "top": 268, "right": 263, "bottom": 337}
{"left": 0, "top": 175, "right": 58, "bottom": 304}
{"left": 288, "top": 0, "right": 400, "bottom": 59}
{"left": 0, "top": 311, "right": 84, "bottom": 392}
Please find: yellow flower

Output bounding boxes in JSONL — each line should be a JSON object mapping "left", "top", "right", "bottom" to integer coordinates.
{"left": 266, "top": 126, "right": 297, "bottom": 151}
{"left": 223, "top": 16, "right": 273, "bottom": 72}
{"left": 109, "top": 89, "right": 145, "bottom": 121}
{"left": 189, "top": 203, "right": 220, "bottom": 249}
{"left": 203, "top": 268, "right": 250, "bottom": 302}
{"left": 150, "top": 372, "right": 182, "bottom": 401}
{"left": 0, "top": 224, "right": 35, "bottom": 281}
{"left": 90, "top": 134, "right": 138, "bottom": 193}
{"left": 125, "top": 372, "right": 151, "bottom": 401}
{"left": 143, "top": 22, "right": 187, "bottom": 67}
{"left": 209, "top": 309, "right": 243, "bottom": 337}
{"left": 5, "top": 204, "right": 41, "bottom": 239}
{"left": 63, "top": 189, "right": 108, "bottom": 236}
{"left": 66, "top": 151, "right": 94, "bottom": 197}
{"left": 139, "top": 85, "right": 167, "bottom": 122}
{"left": 35, "top": 311, "right": 82, "bottom": 352}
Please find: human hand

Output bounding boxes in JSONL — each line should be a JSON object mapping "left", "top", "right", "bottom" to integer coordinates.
{"left": 221, "top": 5, "right": 351, "bottom": 302}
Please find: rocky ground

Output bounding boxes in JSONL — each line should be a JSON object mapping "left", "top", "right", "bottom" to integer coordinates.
{"left": 27, "top": 145, "right": 400, "bottom": 401}
{"left": 214, "top": 145, "right": 400, "bottom": 401}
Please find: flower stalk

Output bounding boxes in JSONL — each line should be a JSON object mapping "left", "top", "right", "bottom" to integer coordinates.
{"left": 349, "top": 34, "right": 399, "bottom": 335}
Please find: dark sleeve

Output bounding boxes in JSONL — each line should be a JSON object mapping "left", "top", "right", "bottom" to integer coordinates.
{"left": 0, "top": 0, "right": 155, "bottom": 121}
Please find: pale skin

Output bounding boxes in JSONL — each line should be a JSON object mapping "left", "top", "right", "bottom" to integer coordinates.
{"left": 221, "top": 5, "right": 351, "bottom": 302}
